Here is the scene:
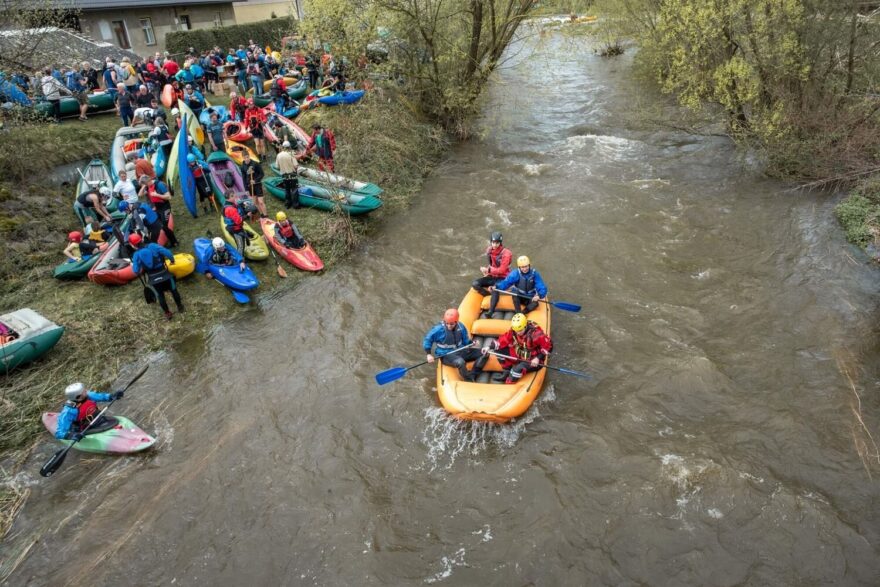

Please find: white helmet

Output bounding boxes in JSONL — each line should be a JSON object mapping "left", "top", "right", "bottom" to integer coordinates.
{"left": 282, "top": 141, "right": 291, "bottom": 148}
{"left": 211, "top": 237, "right": 225, "bottom": 250}
{"left": 98, "top": 186, "right": 111, "bottom": 196}
{"left": 64, "top": 382, "right": 86, "bottom": 401}
{"left": 171, "top": 107, "right": 179, "bottom": 116}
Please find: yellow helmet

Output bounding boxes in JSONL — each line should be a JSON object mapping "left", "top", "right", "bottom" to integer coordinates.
{"left": 275, "top": 211, "right": 287, "bottom": 222}
{"left": 517, "top": 255, "right": 530, "bottom": 268}
{"left": 511, "top": 313, "right": 527, "bottom": 332}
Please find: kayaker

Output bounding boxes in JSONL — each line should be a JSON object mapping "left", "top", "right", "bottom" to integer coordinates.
{"left": 62, "top": 231, "right": 102, "bottom": 262}
{"left": 307, "top": 124, "right": 336, "bottom": 172}
{"left": 273, "top": 211, "right": 306, "bottom": 249}
{"left": 423, "top": 309, "right": 489, "bottom": 383}
{"left": 118, "top": 199, "right": 163, "bottom": 246}
{"left": 269, "top": 74, "right": 288, "bottom": 114}
{"left": 183, "top": 84, "right": 205, "bottom": 118}
{"left": 75, "top": 185, "right": 113, "bottom": 223}
{"left": 54, "top": 382, "right": 124, "bottom": 441}
{"left": 206, "top": 110, "right": 226, "bottom": 154}
{"left": 244, "top": 99, "right": 267, "bottom": 157}
{"left": 187, "top": 154, "right": 214, "bottom": 214}
{"left": 206, "top": 236, "right": 246, "bottom": 275}
{"left": 129, "top": 233, "right": 184, "bottom": 320}
{"left": 276, "top": 141, "right": 300, "bottom": 208}
{"left": 472, "top": 231, "right": 512, "bottom": 296}
{"left": 487, "top": 255, "right": 548, "bottom": 318}
{"left": 482, "top": 313, "right": 553, "bottom": 384}
{"left": 113, "top": 168, "right": 139, "bottom": 205}
{"left": 240, "top": 150, "right": 267, "bottom": 217}
{"left": 223, "top": 199, "right": 248, "bottom": 252}
{"left": 138, "top": 175, "right": 178, "bottom": 247}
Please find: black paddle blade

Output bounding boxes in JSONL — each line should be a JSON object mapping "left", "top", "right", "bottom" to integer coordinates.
{"left": 39, "top": 446, "right": 70, "bottom": 477}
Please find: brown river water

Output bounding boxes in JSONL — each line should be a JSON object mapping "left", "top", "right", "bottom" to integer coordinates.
{"left": 4, "top": 25, "right": 880, "bottom": 586}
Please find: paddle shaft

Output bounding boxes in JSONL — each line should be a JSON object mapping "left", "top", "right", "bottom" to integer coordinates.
{"left": 375, "top": 343, "right": 475, "bottom": 385}
{"left": 492, "top": 288, "right": 581, "bottom": 312}
{"left": 488, "top": 350, "right": 592, "bottom": 379}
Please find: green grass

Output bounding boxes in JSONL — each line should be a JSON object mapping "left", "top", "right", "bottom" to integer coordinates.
{"left": 835, "top": 175, "right": 880, "bottom": 251}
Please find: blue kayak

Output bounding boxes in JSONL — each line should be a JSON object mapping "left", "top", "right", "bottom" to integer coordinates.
{"left": 193, "top": 238, "right": 259, "bottom": 296}
{"left": 317, "top": 90, "right": 365, "bottom": 106}
{"left": 178, "top": 115, "right": 198, "bottom": 218}
{"left": 199, "top": 105, "right": 229, "bottom": 126}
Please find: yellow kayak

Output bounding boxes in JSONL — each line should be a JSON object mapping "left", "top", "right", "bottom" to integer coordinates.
{"left": 226, "top": 139, "right": 259, "bottom": 164}
{"left": 219, "top": 217, "right": 268, "bottom": 261}
{"left": 177, "top": 98, "right": 204, "bottom": 146}
{"left": 165, "top": 253, "right": 195, "bottom": 278}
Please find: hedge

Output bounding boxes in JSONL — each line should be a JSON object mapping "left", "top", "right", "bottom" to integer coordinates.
{"left": 165, "top": 17, "right": 298, "bottom": 56}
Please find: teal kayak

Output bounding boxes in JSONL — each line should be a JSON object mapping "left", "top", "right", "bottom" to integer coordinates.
{"left": 1, "top": 309, "right": 64, "bottom": 372}
{"left": 263, "top": 176, "right": 382, "bottom": 215}
{"left": 35, "top": 91, "right": 115, "bottom": 118}
{"left": 53, "top": 254, "right": 100, "bottom": 280}
{"left": 42, "top": 412, "right": 156, "bottom": 454}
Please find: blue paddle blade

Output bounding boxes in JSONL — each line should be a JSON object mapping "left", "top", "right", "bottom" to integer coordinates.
{"left": 231, "top": 289, "right": 250, "bottom": 304}
{"left": 375, "top": 366, "right": 408, "bottom": 386}
{"left": 549, "top": 366, "right": 592, "bottom": 379}
{"left": 550, "top": 301, "right": 581, "bottom": 312}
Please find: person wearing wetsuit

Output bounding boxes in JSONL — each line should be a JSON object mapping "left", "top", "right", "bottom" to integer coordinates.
{"left": 118, "top": 199, "right": 163, "bottom": 246}
{"left": 138, "top": 175, "right": 178, "bottom": 247}
{"left": 423, "top": 309, "right": 489, "bottom": 383}
{"left": 75, "top": 186, "right": 113, "bottom": 223}
{"left": 472, "top": 231, "right": 512, "bottom": 296}
{"left": 206, "top": 236, "right": 246, "bottom": 275}
{"left": 129, "top": 233, "right": 183, "bottom": 320}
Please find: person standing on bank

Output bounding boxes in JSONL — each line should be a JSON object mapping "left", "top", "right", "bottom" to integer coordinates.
{"left": 472, "top": 231, "right": 512, "bottom": 296}
{"left": 138, "top": 175, "right": 178, "bottom": 247}
{"left": 275, "top": 140, "right": 300, "bottom": 209}
{"left": 239, "top": 151, "right": 267, "bottom": 217}
{"left": 487, "top": 255, "right": 548, "bottom": 318}
{"left": 129, "top": 233, "right": 184, "bottom": 320}
{"left": 423, "top": 309, "right": 489, "bottom": 383}
{"left": 307, "top": 124, "right": 336, "bottom": 172}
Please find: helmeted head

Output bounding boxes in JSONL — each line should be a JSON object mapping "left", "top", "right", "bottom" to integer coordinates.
{"left": 282, "top": 140, "right": 291, "bottom": 149}
{"left": 490, "top": 231, "right": 502, "bottom": 245}
{"left": 128, "top": 233, "right": 142, "bottom": 247}
{"left": 187, "top": 154, "right": 196, "bottom": 163}
{"left": 276, "top": 211, "right": 287, "bottom": 222}
{"left": 117, "top": 200, "right": 130, "bottom": 212}
{"left": 67, "top": 231, "right": 83, "bottom": 243}
{"left": 64, "top": 382, "right": 86, "bottom": 402}
{"left": 211, "top": 237, "right": 225, "bottom": 250}
{"left": 171, "top": 107, "right": 179, "bottom": 116}
{"left": 511, "top": 313, "right": 527, "bottom": 333}
{"left": 443, "top": 308, "right": 459, "bottom": 326}
{"left": 517, "top": 255, "right": 530, "bottom": 270}
{"left": 98, "top": 186, "right": 111, "bottom": 197}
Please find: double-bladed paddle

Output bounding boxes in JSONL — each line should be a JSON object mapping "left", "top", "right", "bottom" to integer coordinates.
{"left": 39, "top": 364, "right": 149, "bottom": 478}
{"left": 487, "top": 350, "right": 592, "bottom": 380}
{"left": 376, "top": 343, "right": 474, "bottom": 385}
{"left": 493, "top": 289, "right": 581, "bottom": 313}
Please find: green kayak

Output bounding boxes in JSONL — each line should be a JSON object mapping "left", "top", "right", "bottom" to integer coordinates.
{"left": 0, "top": 309, "right": 64, "bottom": 372}
{"left": 53, "top": 254, "right": 101, "bottom": 280}
{"left": 42, "top": 412, "right": 156, "bottom": 454}
{"left": 263, "top": 176, "right": 382, "bottom": 215}
{"left": 35, "top": 91, "right": 116, "bottom": 119}
{"left": 253, "top": 79, "right": 310, "bottom": 107}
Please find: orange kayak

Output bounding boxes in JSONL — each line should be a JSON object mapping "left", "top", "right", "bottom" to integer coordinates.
{"left": 259, "top": 218, "right": 323, "bottom": 272}
{"left": 436, "top": 288, "right": 551, "bottom": 423}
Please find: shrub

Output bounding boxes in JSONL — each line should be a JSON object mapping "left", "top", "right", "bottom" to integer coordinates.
{"left": 166, "top": 18, "right": 298, "bottom": 55}
{"left": 836, "top": 193, "right": 877, "bottom": 247}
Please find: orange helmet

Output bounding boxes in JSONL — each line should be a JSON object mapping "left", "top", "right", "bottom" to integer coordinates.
{"left": 67, "top": 231, "right": 83, "bottom": 243}
{"left": 443, "top": 308, "right": 459, "bottom": 325}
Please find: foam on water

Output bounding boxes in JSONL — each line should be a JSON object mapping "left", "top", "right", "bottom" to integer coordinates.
{"left": 424, "top": 547, "right": 467, "bottom": 584}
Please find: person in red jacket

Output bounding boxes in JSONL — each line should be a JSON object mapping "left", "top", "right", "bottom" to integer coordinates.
{"left": 229, "top": 91, "right": 248, "bottom": 122}
{"left": 472, "top": 231, "right": 512, "bottom": 296}
{"left": 307, "top": 124, "right": 336, "bottom": 172}
{"left": 223, "top": 199, "right": 248, "bottom": 253}
{"left": 482, "top": 313, "right": 553, "bottom": 384}
{"left": 244, "top": 99, "right": 268, "bottom": 157}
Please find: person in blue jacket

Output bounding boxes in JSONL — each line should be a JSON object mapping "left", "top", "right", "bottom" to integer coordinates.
{"left": 130, "top": 233, "right": 184, "bottom": 320}
{"left": 423, "top": 308, "right": 489, "bottom": 382}
{"left": 55, "top": 382, "right": 123, "bottom": 440}
{"left": 487, "top": 255, "right": 548, "bottom": 318}
{"left": 117, "top": 199, "right": 163, "bottom": 245}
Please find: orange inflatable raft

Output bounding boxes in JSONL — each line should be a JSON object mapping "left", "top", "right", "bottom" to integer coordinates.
{"left": 437, "top": 288, "right": 551, "bottom": 423}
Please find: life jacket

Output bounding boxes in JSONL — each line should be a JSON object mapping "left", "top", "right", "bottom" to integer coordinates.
{"left": 435, "top": 322, "right": 464, "bottom": 351}
{"left": 76, "top": 399, "right": 99, "bottom": 428}
{"left": 211, "top": 248, "right": 233, "bottom": 265}
{"left": 146, "top": 181, "right": 169, "bottom": 205}
{"left": 270, "top": 79, "right": 283, "bottom": 98}
{"left": 511, "top": 322, "right": 552, "bottom": 360}
{"left": 137, "top": 245, "right": 174, "bottom": 285}
{"left": 278, "top": 220, "right": 294, "bottom": 239}
{"left": 223, "top": 204, "right": 243, "bottom": 231}
{"left": 515, "top": 269, "right": 537, "bottom": 296}
{"left": 488, "top": 247, "right": 506, "bottom": 269}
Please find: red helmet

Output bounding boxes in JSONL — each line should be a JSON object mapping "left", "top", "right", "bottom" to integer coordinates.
{"left": 128, "top": 233, "right": 143, "bottom": 246}
{"left": 443, "top": 308, "right": 459, "bottom": 325}
{"left": 67, "top": 231, "right": 83, "bottom": 243}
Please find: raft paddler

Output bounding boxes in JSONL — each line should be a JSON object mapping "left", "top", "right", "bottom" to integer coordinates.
{"left": 472, "top": 231, "right": 512, "bottom": 296}
{"left": 484, "top": 313, "right": 553, "bottom": 384}
{"left": 206, "top": 236, "right": 246, "bottom": 274}
{"left": 129, "top": 233, "right": 184, "bottom": 320}
{"left": 54, "top": 382, "right": 124, "bottom": 441}
{"left": 487, "top": 255, "right": 548, "bottom": 318}
{"left": 62, "top": 231, "right": 103, "bottom": 262}
{"left": 423, "top": 308, "right": 489, "bottom": 383}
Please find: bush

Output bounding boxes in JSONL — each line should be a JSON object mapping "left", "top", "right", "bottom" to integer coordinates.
{"left": 166, "top": 18, "right": 298, "bottom": 55}
{"left": 835, "top": 191, "right": 879, "bottom": 248}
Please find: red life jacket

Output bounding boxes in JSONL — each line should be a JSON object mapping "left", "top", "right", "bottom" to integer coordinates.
{"left": 147, "top": 183, "right": 163, "bottom": 204}
{"left": 511, "top": 323, "right": 552, "bottom": 361}
{"left": 76, "top": 399, "right": 99, "bottom": 428}
{"left": 224, "top": 204, "right": 243, "bottom": 231}
{"left": 278, "top": 221, "right": 294, "bottom": 239}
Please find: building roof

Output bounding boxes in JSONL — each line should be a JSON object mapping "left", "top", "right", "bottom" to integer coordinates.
{"left": 0, "top": 27, "right": 140, "bottom": 71}
{"left": 51, "top": 0, "right": 233, "bottom": 8}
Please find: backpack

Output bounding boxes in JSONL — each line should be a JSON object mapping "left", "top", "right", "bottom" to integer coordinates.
{"left": 120, "top": 65, "right": 130, "bottom": 80}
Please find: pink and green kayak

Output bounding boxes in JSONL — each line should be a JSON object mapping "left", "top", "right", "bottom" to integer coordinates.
{"left": 42, "top": 412, "right": 157, "bottom": 454}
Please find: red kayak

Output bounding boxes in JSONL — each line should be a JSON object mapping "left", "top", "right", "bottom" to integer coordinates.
{"left": 224, "top": 121, "right": 252, "bottom": 142}
{"left": 259, "top": 218, "right": 323, "bottom": 272}
{"left": 88, "top": 214, "right": 174, "bottom": 286}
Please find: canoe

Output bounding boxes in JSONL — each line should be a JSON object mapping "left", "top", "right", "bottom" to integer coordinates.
{"left": 88, "top": 214, "right": 173, "bottom": 286}
{"left": 42, "top": 412, "right": 156, "bottom": 454}
{"left": 295, "top": 166, "right": 383, "bottom": 198}
{"left": 161, "top": 84, "right": 175, "bottom": 108}
{"left": 219, "top": 216, "right": 268, "bottom": 260}
{"left": 53, "top": 253, "right": 101, "bottom": 280}
{"left": 35, "top": 91, "right": 115, "bottom": 118}
{"left": 317, "top": 90, "right": 366, "bottom": 106}
{"left": 436, "top": 289, "right": 552, "bottom": 423}
{"left": 166, "top": 253, "right": 195, "bottom": 278}
{"left": 263, "top": 176, "right": 382, "bottom": 215}
{"left": 176, "top": 121, "right": 198, "bottom": 217}
{"left": 0, "top": 309, "right": 64, "bottom": 372}
{"left": 207, "top": 151, "right": 247, "bottom": 204}
{"left": 72, "top": 159, "right": 126, "bottom": 225}
{"left": 226, "top": 139, "right": 259, "bottom": 164}
{"left": 109, "top": 125, "right": 152, "bottom": 183}
{"left": 177, "top": 98, "right": 204, "bottom": 145}
{"left": 224, "top": 120, "right": 252, "bottom": 142}
{"left": 193, "top": 237, "right": 259, "bottom": 293}
{"left": 259, "top": 218, "right": 323, "bottom": 272}
{"left": 198, "top": 105, "right": 229, "bottom": 126}
{"left": 268, "top": 112, "right": 310, "bottom": 146}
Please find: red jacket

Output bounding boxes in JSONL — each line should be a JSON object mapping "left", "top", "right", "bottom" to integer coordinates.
{"left": 229, "top": 96, "right": 248, "bottom": 119}
{"left": 244, "top": 106, "right": 266, "bottom": 131}
{"left": 497, "top": 322, "right": 552, "bottom": 363}
{"left": 223, "top": 204, "right": 243, "bottom": 231}
{"left": 485, "top": 246, "right": 512, "bottom": 278}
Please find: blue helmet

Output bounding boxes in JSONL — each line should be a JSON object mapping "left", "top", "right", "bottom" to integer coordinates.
{"left": 187, "top": 154, "right": 196, "bottom": 163}
{"left": 117, "top": 200, "right": 130, "bottom": 212}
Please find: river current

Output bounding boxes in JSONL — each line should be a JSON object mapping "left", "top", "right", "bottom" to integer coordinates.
{"left": 3, "top": 25, "right": 880, "bottom": 586}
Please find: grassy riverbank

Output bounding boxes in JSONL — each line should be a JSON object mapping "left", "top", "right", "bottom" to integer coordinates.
{"left": 0, "top": 90, "right": 447, "bottom": 536}
{"left": 835, "top": 176, "right": 880, "bottom": 259}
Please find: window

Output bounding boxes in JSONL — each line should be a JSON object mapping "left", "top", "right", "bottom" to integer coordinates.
{"left": 111, "top": 20, "right": 130, "bottom": 49}
{"left": 214, "top": 12, "right": 223, "bottom": 27}
{"left": 178, "top": 15, "right": 191, "bottom": 30}
{"left": 140, "top": 17, "right": 155, "bottom": 46}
